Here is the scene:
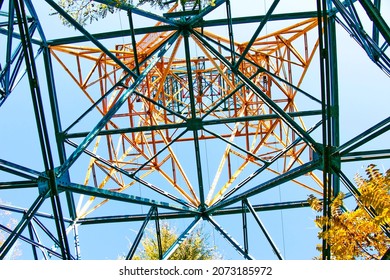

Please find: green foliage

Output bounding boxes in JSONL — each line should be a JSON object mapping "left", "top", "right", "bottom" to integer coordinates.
{"left": 131, "top": 222, "right": 220, "bottom": 260}
{"left": 54, "top": 0, "right": 124, "bottom": 27}
{"left": 308, "top": 165, "right": 390, "bottom": 260}
{"left": 54, "top": 0, "right": 216, "bottom": 27}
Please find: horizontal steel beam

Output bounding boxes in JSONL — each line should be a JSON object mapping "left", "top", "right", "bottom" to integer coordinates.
{"left": 64, "top": 110, "right": 322, "bottom": 139}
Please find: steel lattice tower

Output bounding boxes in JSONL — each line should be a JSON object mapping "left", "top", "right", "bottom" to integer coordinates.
{"left": 0, "top": 0, "right": 389, "bottom": 260}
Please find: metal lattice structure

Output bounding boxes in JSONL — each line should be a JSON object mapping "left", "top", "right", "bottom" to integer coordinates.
{"left": 0, "top": 0, "right": 389, "bottom": 260}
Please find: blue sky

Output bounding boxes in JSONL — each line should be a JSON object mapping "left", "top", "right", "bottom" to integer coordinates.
{"left": 1, "top": 0, "right": 390, "bottom": 260}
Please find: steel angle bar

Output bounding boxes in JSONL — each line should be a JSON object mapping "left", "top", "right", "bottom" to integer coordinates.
{"left": 42, "top": 43, "right": 78, "bottom": 222}
{"left": 0, "top": 192, "right": 47, "bottom": 259}
{"left": 162, "top": 215, "right": 201, "bottom": 260}
{"left": 243, "top": 199, "right": 283, "bottom": 260}
{"left": 65, "top": 121, "right": 188, "bottom": 138}
{"left": 155, "top": 208, "right": 162, "bottom": 259}
{"left": 63, "top": 139, "right": 195, "bottom": 209}
{"left": 61, "top": 75, "right": 138, "bottom": 135}
{"left": 24, "top": 0, "right": 46, "bottom": 43}
{"left": 208, "top": 159, "right": 321, "bottom": 213}
{"left": 197, "top": 11, "right": 319, "bottom": 29}
{"left": 241, "top": 201, "right": 249, "bottom": 254}
{"left": 206, "top": 215, "right": 254, "bottom": 260}
{"left": 77, "top": 199, "right": 313, "bottom": 225}
{"left": 2, "top": 0, "right": 15, "bottom": 103}
{"left": 0, "top": 203, "right": 72, "bottom": 223}
{"left": 27, "top": 222, "right": 39, "bottom": 260}
{"left": 190, "top": 31, "right": 321, "bottom": 152}
{"left": 335, "top": 116, "right": 390, "bottom": 156}
{"left": 0, "top": 180, "right": 37, "bottom": 189}
{"left": 192, "top": 29, "right": 322, "bottom": 105}
{"left": 58, "top": 182, "right": 198, "bottom": 213}
{"left": 48, "top": 24, "right": 176, "bottom": 46}
{"left": 236, "top": 70, "right": 320, "bottom": 152}
{"left": 78, "top": 210, "right": 196, "bottom": 225}
{"left": 56, "top": 31, "right": 180, "bottom": 178}
{"left": 234, "top": 0, "right": 280, "bottom": 69}
{"left": 213, "top": 200, "right": 311, "bottom": 216}
{"left": 126, "top": 206, "right": 157, "bottom": 260}
{"left": 358, "top": 0, "right": 390, "bottom": 44}
{"left": 185, "top": 0, "right": 226, "bottom": 26}
{"left": 182, "top": 33, "right": 205, "bottom": 208}
{"left": 202, "top": 127, "right": 266, "bottom": 164}
{"left": 341, "top": 149, "right": 390, "bottom": 162}
{"left": 372, "top": 0, "right": 381, "bottom": 45}
{"left": 32, "top": 217, "right": 64, "bottom": 255}
{"left": 203, "top": 110, "right": 323, "bottom": 127}
{"left": 14, "top": 0, "right": 55, "bottom": 171}
{"left": 44, "top": 0, "right": 137, "bottom": 79}
{"left": 225, "top": 0, "right": 235, "bottom": 63}
{"left": 212, "top": 120, "right": 322, "bottom": 204}
{"left": 0, "top": 158, "right": 43, "bottom": 179}
{"left": 128, "top": 9, "right": 140, "bottom": 75}
{"left": 0, "top": 224, "right": 64, "bottom": 259}
{"left": 132, "top": 129, "right": 188, "bottom": 176}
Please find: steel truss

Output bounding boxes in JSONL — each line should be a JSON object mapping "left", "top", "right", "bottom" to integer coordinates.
{"left": 0, "top": 0, "right": 389, "bottom": 259}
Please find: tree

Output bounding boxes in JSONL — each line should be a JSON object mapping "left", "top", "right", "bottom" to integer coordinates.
{"left": 308, "top": 164, "right": 390, "bottom": 260}
{"left": 130, "top": 222, "right": 220, "bottom": 260}
{"left": 0, "top": 202, "right": 21, "bottom": 259}
{"left": 54, "top": 0, "right": 216, "bottom": 27}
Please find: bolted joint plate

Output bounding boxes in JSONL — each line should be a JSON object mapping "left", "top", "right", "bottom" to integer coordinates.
{"left": 37, "top": 168, "right": 70, "bottom": 197}
{"left": 186, "top": 117, "right": 203, "bottom": 131}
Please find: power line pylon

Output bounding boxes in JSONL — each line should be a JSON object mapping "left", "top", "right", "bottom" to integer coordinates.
{"left": 0, "top": 0, "right": 389, "bottom": 260}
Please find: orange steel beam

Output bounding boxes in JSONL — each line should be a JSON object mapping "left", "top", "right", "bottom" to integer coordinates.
{"left": 50, "top": 17, "right": 322, "bottom": 216}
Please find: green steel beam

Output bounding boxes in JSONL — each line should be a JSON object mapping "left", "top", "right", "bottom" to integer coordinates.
{"left": 58, "top": 182, "right": 199, "bottom": 213}
{"left": 27, "top": 222, "right": 39, "bottom": 260}
{"left": 56, "top": 31, "right": 180, "bottom": 178}
{"left": 0, "top": 193, "right": 47, "bottom": 259}
{"left": 335, "top": 116, "right": 390, "bottom": 156}
{"left": 63, "top": 139, "right": 195, "bottom": 209}
{"left": 317, "top": 0, "right": 333, "bottom": 260}
{"left": 191, "top": 29, "right": 321, "bottom": 153}
{"left": 234, "top": 0, "right": 280, "bottom": 69}
{"left": 64, "top": 110, "right": 322, "bottom": 139}
{"left": 198, "top": 31, "right": 322, "bottom": 105}
{"left": 0, "top": 180, "right": 37, "bottom": 189}
{"left": 207, "top": 215, "right": 254, "bottom": 260}
{"left": 45, "top": 0, "right": 137, "bottom": 79}
{"left": 77, "top": 199, "right": 311, "bottom": 225}
{"left": 183, "top": 29, "right": 206, "bottom": 209}
{"left": 47, "top": 11, "right": 318, "bottom": 46}
{"left": 42, "top": 44, "right": 77, "bottom": 222}
{"left": 94, "top": 0, "right": 178, "bottom": 27}
{"left": 126, "top": 206, "right": 157, "bottom": 260}
{"left": 0, "top": 223, "right": 65, "bottom": 259}
{"left": 0, "top": 203, "right": 73, "bottom": 223}
{"left": 207, "top": 159, "right": 321, "bottom": 213}
{"left": 225, "top": 0, "right": 235, "bottom": 64}
{"left": 212, "top": 120, "right": 322, "bottom": 205}
{"left": 358, "top": 0, "right": 390, "bottom": 45}
{"left": 341, "top": 149, "right": 390, "bottom": 162}
{"left": 162, "top": 216, "right": 202, "bottom": 260}
{"left": 244, "top": 199, "right": 284, "bottom": 260}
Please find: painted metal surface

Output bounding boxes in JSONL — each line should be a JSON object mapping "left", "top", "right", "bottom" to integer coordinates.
{"left": 0, "top": 0, "right": 389, "bottom": 260}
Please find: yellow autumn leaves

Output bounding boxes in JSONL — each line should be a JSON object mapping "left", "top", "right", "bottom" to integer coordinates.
{"left": 308, "top": 165, "right": 390, "bottom": 260}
